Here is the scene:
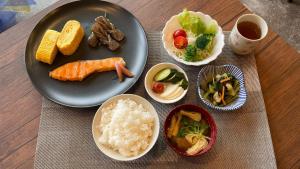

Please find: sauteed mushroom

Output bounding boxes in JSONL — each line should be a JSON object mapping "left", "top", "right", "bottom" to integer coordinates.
{"left": 88, "top": 15, "right": 125, "bottom": 50}
{"left": 87, "top": 32, "right": 98, "bottom": 48}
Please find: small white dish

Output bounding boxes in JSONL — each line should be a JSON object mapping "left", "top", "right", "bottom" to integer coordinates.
{"left": 92, "top": 94, "right": 160, "bottom": 161}
{"left": 162, "top": 11, "right": 225, "bottom": 66}
{"left": 144, "top": 63, "right": 188, "bottom": 104}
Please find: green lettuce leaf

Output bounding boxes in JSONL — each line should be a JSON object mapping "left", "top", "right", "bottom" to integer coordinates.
{"left": 178, "top": 9, "right": 206, "bottom": 36}
{"left": 205, "top": 20, "right": 218, "bottom": 34}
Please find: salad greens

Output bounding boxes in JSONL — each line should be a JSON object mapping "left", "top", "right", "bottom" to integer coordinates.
{"left": 205, "top": 20, "right": 218, "bottom": 35}
{"left": 178, "top": 9, "right": 218, "bottom": 36}
{"left": 196, "top": 34, "right": 214, "bottom": 49}
{"left": 184, "top": 34, "right": 214, "bottom": 62}
{"left": 177, "top": 9, "right": 218, "bottom": 62}
{"left": 184, "top": 45, "right": 197, "bottom": 61}
{"left": 178, "top": 9, "right": 206, "bottom": 36}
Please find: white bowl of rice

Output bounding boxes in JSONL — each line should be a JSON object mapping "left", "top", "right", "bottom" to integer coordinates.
{"left": 92, "top": 94, "right": 160, "bottom": 161}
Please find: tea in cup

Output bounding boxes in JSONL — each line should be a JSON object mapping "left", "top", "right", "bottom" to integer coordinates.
{"left": 229, "top": 14, "right": 268, "bottom": 55}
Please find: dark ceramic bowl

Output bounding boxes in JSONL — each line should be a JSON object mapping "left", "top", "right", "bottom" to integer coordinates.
{"left": 164, "top": 104, "right": 217, "bottom": 157}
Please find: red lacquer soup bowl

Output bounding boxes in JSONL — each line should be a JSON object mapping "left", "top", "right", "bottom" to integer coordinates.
{"left": 164, "top": 104, "right": 217, "bottom": 157}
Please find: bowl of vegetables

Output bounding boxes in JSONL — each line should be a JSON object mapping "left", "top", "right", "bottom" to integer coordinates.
{"left": 198, "top": 65, "right": 247, "bottom": 111}
{"left": 145, "top": 63, "right": 189, "bottom": 104}
{"left": 164, "top": 104, "right": 217, "bottom": 157}
{"left": 162, "top": 9, "right": 225, "bottom": 66}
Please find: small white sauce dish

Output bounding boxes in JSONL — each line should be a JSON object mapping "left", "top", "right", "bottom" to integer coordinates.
{"left": 144, "top": 62, "right": 189, "bottom": 104}
{"left": 92, "top": 94, "right": 160, "bottom": 161}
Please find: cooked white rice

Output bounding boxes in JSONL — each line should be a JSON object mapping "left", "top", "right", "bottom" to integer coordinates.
{"left": 98, "top": 98, "right": 154, "bottom": 157}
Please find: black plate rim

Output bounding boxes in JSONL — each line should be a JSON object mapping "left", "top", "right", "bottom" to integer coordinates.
{"left": 25, "top": 0, "right": 148, "bottom": 108}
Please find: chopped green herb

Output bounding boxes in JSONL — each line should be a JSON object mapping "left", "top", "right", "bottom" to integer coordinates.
{"left": 184, "top": 45, "right": 197, "bottom": 61}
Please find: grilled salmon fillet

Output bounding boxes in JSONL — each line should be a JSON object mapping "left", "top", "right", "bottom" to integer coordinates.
{"left": 49, "top": 57, "right": 125, "bottom": 81}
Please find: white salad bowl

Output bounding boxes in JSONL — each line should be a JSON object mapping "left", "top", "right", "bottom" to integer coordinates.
{"left": 92, "top": 94, "right": 160, "bottom": 161}
{"left": 144, "top": 63, "right": 188, "bottom": 104}
{"left": 162, "top": 11, "right": 225, "bottom": 66}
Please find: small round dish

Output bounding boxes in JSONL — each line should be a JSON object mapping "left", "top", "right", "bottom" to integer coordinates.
{"left": 197, "top": 64, "right": 247, "bottom": 111}
{"left": 164, "top": 104, "right": 217, "bottom": 157}
{"left": 162, "top": 11, "right": 224, "bottom": 66}
{"left": 144, "top": 63, "right": 189, "bottom": 104}
{"left": 92, "top": 94, "right": 160, "bottom": 161}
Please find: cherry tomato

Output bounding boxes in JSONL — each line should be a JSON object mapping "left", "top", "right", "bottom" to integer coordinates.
{"left": 174, "top": 36, "right": 188, "bottom": 49}
{"left": 173, "top": 29, "right": 187, "bottom": 38}
{"left": 152, "top": 82, "right": 164, "bottom": 93}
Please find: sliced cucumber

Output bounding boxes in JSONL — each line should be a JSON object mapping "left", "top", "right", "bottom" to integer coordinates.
{"left": 155, "top": 68, "right": 188, "bottom": 88}
{"left": 154, "top": 68, "right": 177, "bottom": 82}
{"left": 164, "top": 73, "right": 177, "bottom": 82}
{"left": 163, "top": 73, "right": 176, "bottom": 82}
{"left": 177, "top": 78, "right": 189, "bottom": 90}
{"left": 167, "top": 72, "right": 184, "bottom": 83}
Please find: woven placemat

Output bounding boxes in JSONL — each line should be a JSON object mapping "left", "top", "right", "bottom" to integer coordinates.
{"left": 34, "top": 32, "right": 277, "bottom": 169}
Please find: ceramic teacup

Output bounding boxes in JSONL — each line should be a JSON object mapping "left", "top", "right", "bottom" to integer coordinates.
{"left": 229, "top": 14, "right": 268, "bottom": 55}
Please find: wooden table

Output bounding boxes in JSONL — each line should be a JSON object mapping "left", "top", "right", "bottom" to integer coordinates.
{"left": 0, "top": 0, "right": 299, "bottom": 168}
